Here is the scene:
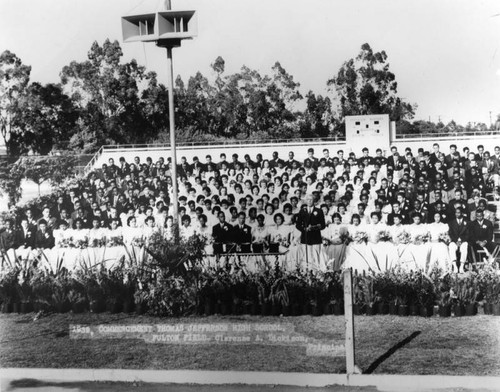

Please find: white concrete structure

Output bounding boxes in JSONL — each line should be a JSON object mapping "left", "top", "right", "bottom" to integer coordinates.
{"left": 345, "top": 114, "right": 391, "bottom": 155}
{"left": 84, "top": 130, "right": 500, "bottom": 174}
{"left": 85, "top": 139, "right": 347, "bottom": 172}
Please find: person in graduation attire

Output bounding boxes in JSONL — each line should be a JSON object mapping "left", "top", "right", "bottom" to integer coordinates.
{"left": 233, "top": 212, "right": 252, "bottom": 253}
{"left": 295, "top": 194, "right": 326, "bottom": 271}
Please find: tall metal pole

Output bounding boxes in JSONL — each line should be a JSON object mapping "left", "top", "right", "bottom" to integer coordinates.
{"left": 166, "top": 46, "right": 179, "bottom": 227}
{"left": 160, "top": 0, "right": 179, "bottom": 229}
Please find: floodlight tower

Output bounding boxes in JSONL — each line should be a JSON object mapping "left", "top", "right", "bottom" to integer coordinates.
{"left": 122, "top": 0, "right": 197, "bottom": 228}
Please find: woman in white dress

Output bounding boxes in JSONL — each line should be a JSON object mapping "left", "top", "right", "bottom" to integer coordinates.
{"left": 264, "top": 204, "right": 276, "bottom": 227}
{"left": 250, "top": 214, "right": 270, "bottom": 272}
{"left": 88, "top": 218, "right": 106, "bottom": 248}
{"left": 106, "top": 218, "right": 124, "bottom": 247}
{"left": 68, "top": 218, "right": 90, "bottom": 270}
{"left": 344, "top": 214, "right": 369, "bottom": 273}
{"left": 71, "top": 219, "right": 90, "bottom": 247}
{"left": 123, "top": 216, "right": 144, "bottom": 246}
{"left": 122, "top": 217, "right": 146, "bottom": 267}
{"left": 179, "top": 215, "right": 196, "bottom": 240}
{"left": 162, "top": 216, "right": 175, "bottom": 242}
{"left": 268, "top": 213, "right": 291, "bottom": 255}
{"left": 252, "top": 214, "right": 269, "bottom": 246}
{"left": 285, "top": 215, "right": 304, "bottom": 271}
{"left": 389, "top": 214, "right": 412, "bottom": 270}
{"left": 260, "top": 160, "right": 271, "bottom": 177}
{"left": 366, "top": 212, "right": 393, "bottom": 273}
{"left": 427, "top": 212, "right": 451, "bottom": 272}
{"left": 282, "top": 203, "right": 294, "bottom": 226}
{"left": 142, "top": 216, "right": 159, "bottom": 246}
{"left": 337, "top": 203, "right": 351, "bottom": 226}
{"left": 219, "top": 186, "right": 229, "bottom": 200}
{"left": 54, "top": 220, "right": 73, "bottom": 249}
{"left": 53, "top": 220, "right": 73, "bottom": 270}
{"left": 197, "top": 214, "right": 215, "bottom": 269}
{"left": 86, "top": 218, "right": 108, "bottom": 268}
{"left": 321, "top": 213, "right": 348, "bottom": 271}
{"left": 407, "top": 212, "right": 431, "bottom": 271}
{"left": 321, "top": 205, "right": 333, "bottom": 226}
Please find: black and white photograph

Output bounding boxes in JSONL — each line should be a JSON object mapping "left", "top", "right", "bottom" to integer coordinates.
{"left": 0, "top": 0, "right": 500, "bottom": 391}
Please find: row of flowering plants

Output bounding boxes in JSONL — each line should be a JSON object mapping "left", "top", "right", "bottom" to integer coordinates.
{"left": 1, "top": 237, "right": 500, "bottom": 316}
{"left": 349, "top": 230, "right": 453, "bottom": 245}
{"left": 350, "top": 265, "right": 500, "bottom": 317}
{"left": 58, "top": 238, "right": 110, "bottom": 249}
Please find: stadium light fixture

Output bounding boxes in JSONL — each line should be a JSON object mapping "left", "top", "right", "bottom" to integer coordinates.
{"left": 121, "top": 0, "right": 197, "bottom": 230}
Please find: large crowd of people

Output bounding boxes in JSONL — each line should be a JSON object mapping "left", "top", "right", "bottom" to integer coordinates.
{"left": 1, "top": 142, "right": 500, "bottom": 273}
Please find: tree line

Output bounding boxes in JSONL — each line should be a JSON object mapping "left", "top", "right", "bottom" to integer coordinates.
{"left": 0, "top": 40, "right": 494, "bottom": 157}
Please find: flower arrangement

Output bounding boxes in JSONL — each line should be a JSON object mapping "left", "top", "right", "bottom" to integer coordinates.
{"left": 280, "top": 238, "right": 290, "bottom": 248}
{"left": 340, "top": 232, "right": 351, "bottom": 245}
{"left": 89, "top": 238, "right": 105, "bottom": 248}
{"left": 353, "top": 231, "right": 368, "bottom": 244}
{"left": 438, "top": 232, "right": 451, "bottom": 245}
{"left": 396, "top": 231, "right": 411, "bottom": 245}
{"left": 107, "top": 236, "right": 124, "bottom": 247}
{"left": 58, "top": 237, "right": 73, "bottom": 248}
{"left": 378, "top": 230, "right": 392, "bottom": 242}
{"left": 272, "top": 234, "right": 290, "bottom": 248}
{"left": 73, "top": 239, "right": 89, "bottom": 249}
{"left": 412, "top": 233, "right": 429, "bottom": 245}
{"left": 451, "top": 273, "right": 480, "bottom": 306}
{"left": 131, "top": 237, "right": 145, "bottom": 248}
{"left": 0, "top": 268, "right": 20, "bottom": 306}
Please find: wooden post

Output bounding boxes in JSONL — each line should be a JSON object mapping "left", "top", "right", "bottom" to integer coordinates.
{"left": 343, "top": 268, "right": 356, "bottom": 375}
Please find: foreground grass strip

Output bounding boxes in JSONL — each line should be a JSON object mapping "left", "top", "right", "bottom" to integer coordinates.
{"left": 0, "top": 313, "right": 499, "bottom": 375}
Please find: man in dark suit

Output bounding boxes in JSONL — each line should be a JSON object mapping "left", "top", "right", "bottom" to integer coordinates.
{"left": 357, "top": 147, "right": 373, "bottom": 165}
{"left": 34, "top": 220, "right": 55, "bottom": 249}
{"left": 269, "top": 151, "right": 284, "bottom": 168}
{"left": 212, "top": 211, "right": 234, "bottom": 254}
{"left": 303, "top": 148, "right": 319, "bottom": 170}
{"left": 479, "top": 151, "right": 499, "bottom": 185}
{"left": 0, "top": 219, "right": 16, "bottom": 251}
{"left": 387, "top": 148, "right": 401, "bottom": 170}
{"left": 447, "top": 189, "right": 468, "bottom": 218}
{"left": 448, "top": 208, "right": 469, "bottom": 272}
{"left": 396, "top": 192, "right": 412, "bottom": 217}
{"left": 469, "top": 209, "right": 495, "bottom": 259}
{"left": 387, "top": 202, "right": 410, "bottom": 226}
{"left": 377, "top": 178, "right": 396, "bottom": 204}
{"left": 232, "top": 212, "right": 252, "bottom": 252}
{"left": 445, "top": 144, "right": 460, "bottom": 166}
{"left": 409, "top": 199, "right": 429, "bottom": 224}
{"left": 15, "top": 217, "right": 35, "bottom": 249}
{"left": 295, "top": 194, "right": 326, "bottom": 270}
{"left": 285, "top": 151, "right": 299, "bottom": 169}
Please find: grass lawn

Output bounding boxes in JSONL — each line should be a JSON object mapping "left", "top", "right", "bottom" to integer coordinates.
{"left": 0, "top": 312, "right": 499, "bottom": 375}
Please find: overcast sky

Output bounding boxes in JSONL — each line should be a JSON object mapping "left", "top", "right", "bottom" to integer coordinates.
{"left": 1, "top": 0, "right": 499, "bottom": 125}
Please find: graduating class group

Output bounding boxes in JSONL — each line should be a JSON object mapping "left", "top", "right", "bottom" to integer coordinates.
{"left": 2, "top": 142, "right": 500, "bottom": 273}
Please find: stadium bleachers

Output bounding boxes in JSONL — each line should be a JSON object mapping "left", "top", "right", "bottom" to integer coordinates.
{"left": 1, "top": 136, "right": 500, "bottom": 273}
